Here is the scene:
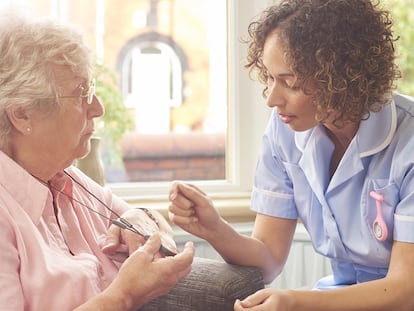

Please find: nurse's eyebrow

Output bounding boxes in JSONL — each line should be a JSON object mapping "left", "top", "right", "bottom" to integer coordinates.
{"left": 264, "top": 67, "right": 294, "bottom": 79}
{"left": 275, "top": 73, "right": 295, "bottom": 78}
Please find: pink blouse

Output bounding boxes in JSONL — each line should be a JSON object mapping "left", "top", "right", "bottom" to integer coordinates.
{"left": 0, "top": 151, "right": 130, "bottom": 310}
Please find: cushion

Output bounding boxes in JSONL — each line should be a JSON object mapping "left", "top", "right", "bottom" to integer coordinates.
{"left": 139, "top": 257, "right": 264, "bottom": 311}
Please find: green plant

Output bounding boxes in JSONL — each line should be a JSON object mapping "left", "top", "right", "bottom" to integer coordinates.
{"left": 385, "top": 0, "right": 414, "bottom": 96}
{"left": 94, "top": 62, "right": 134, "bottom": 167}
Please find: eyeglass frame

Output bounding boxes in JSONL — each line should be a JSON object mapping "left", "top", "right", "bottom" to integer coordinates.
{"left": 51, "top": 78, "right": 96, "bottom": 105}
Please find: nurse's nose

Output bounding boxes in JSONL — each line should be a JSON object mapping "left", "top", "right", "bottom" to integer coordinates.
{"left": 266, "top": 82, "right": 286, "bottom": 108}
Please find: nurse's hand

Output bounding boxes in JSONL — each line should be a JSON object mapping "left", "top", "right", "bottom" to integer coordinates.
{"left": 234, "top": 288, "right": 292, "bottom": 311}
{"left": 168, "top": 181, "right": 222, "bottom": 240}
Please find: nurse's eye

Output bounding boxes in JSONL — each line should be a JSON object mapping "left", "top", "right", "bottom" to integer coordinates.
{"left": 287, "top": 83, "right": 301, "bottom": 91}
{"left": 278, "top": 78, "right": 300, "bottom": 91}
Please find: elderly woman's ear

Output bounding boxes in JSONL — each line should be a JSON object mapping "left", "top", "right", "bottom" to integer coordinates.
{"left": 5, "top": 105, "right": 32, "bottom": 135}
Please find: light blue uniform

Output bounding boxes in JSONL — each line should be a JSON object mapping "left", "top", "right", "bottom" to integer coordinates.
{"left": 251, "top": 92, "right": 414, "bottom": 288}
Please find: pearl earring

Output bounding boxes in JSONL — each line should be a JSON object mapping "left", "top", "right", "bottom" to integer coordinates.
{"left": 26, "top": 127, "right": 31, "bottom": 132}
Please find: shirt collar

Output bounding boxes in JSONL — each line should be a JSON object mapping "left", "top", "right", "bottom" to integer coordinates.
{"left": 0, "top": 151, "right": 71, "bottom": 225}
{"left": 357, "top": 100, "right": 396, "bottom": 157}
{"left": 294, "top": 99, "right": 396, "bottom": 158}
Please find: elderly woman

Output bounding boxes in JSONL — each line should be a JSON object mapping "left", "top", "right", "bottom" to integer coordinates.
{"left": 169, "top": 0, "right": 414, "bottom": 310}
{"left": 0, "top": 13, "right": 195, "bottom": 311}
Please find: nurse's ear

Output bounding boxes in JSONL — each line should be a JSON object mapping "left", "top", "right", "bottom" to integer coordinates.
{"left": 5, "top": 105, "right": 33, "bottom": 135}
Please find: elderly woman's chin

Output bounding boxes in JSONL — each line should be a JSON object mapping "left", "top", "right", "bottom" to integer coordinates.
{"left": 79, "top": 145, "right": 92, "bottom": 159}
{"left": 75, "top": 140, "right": 93, "bottom": 160}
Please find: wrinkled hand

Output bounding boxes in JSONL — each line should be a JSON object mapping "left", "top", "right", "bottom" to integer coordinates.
{"left": 102, "top": 208, "right": 178, "bottom": 262}
{"left": 234, "top": 288, "right": 292, "bottom": 311}
{"left": 168, "top": 181, "right": 221, "bottom": 240}
{"left": 105, "top": 233, "right": 195, "bottom": 310}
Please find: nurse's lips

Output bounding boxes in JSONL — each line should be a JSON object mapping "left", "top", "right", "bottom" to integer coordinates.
{"left": 278, "top": 113, "right": 296, "bottom": 124}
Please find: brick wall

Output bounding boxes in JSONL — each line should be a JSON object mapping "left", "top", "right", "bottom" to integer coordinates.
{"left": 121, "top": 132, "right": 226, "bottom": 182}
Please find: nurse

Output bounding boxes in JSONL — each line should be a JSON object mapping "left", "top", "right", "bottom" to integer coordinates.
{"left": 168, "top": 0, "right": 414, "bottom": 310}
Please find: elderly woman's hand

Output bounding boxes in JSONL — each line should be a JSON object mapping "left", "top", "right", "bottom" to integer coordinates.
{"left": 75, "top": 234, "right": 195, "bottom": 311}
{"left": 102, "top": 208, "right": 178, "bottom": 262}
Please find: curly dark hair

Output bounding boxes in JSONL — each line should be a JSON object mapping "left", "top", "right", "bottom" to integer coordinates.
{"left": 245, "top": 0, "right": 401, "bottom": 126}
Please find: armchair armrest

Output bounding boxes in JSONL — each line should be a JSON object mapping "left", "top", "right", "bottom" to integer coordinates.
{"left": 139, "top": 257, "right": 264, "bottom": 311}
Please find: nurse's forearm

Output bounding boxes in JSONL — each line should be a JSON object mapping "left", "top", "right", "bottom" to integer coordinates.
{"left": 205, "top": 219, "right": 284, "bottom": 283}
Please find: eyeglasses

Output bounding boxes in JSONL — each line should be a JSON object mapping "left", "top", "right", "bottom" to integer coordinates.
{"left": 55, "top": 78, "right": 96, "bottom": 105}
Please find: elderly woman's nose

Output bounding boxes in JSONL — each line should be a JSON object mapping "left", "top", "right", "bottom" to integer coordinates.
{"left": 88, "top": 94, "right": 105, "bottom": 118}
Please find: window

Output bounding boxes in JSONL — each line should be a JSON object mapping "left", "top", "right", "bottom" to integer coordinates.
{"left": 109, "top": 1, "right": 230, "bottom": 185}
{"left": 111, "top": 0, "right": 272, "bottom": 210}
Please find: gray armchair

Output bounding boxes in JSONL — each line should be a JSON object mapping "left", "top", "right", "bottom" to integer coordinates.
{"left": 139, "top": 257, "right": 265, "bottom": 311}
